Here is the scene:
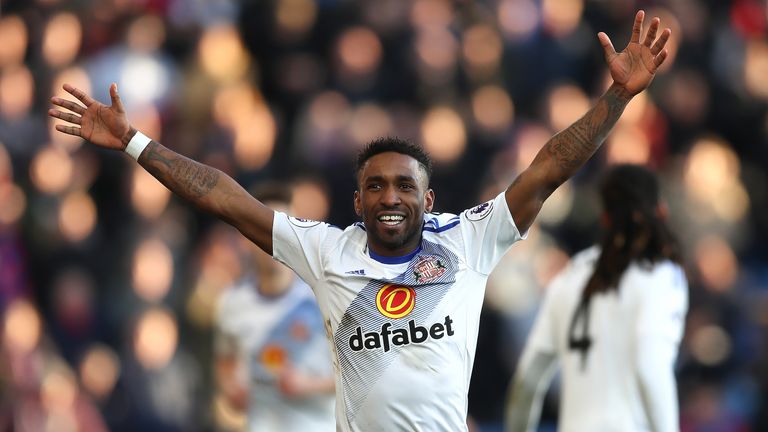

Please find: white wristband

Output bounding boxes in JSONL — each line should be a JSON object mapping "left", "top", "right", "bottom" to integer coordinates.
{"left": 125, "top": 131, "right": 152, "bottom": 160}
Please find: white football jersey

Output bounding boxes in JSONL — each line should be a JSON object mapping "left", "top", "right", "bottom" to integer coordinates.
{"left": 510, "top": 246, "right": 688, "bottom": 432}
{"left": 273, "top": 192, "right": 525, "bottom": 431}
{"left": 216, "top": 277, "right": 335, "bottom": 432}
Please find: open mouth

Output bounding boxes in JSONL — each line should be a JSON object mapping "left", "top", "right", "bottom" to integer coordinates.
{"left": 377, "top": 214, "right": 405, "bottom": 226}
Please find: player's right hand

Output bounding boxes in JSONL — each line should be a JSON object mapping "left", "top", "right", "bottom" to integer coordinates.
{"left": 49, "top": 83, "right": 133, "bottom": 151}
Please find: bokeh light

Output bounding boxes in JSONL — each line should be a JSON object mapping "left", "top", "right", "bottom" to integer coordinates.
{"left": 421, "top": 106, "right": 466, "bottom": 164}
{"left": 605, "top": 124, "right": 652, "bottom": 165}
{"left": 42, "top": 12, "right": 82, "bottom": 67}
{"left": 694, "top": 235, "right": 739, "bottom": 293}
{"left": 684, "top": 137, "right": 749, "bottom": 221}
{"left": 690, "top": 325, "right": 732, "bottom": 366}
{"left": 542, "top": 0, "right": 584, "bottom": 37}
{"left": 415, "top": 28, "right": 459, "bottom": 84}
{"left": 547, "top": 84, "right": 590, "bottom": 132}
{"left": 0, "top": 66, "right": 34, "bottom": 119}
{"left": 0, "top": 15, "right": 28, "bottom": 68}
{"left": 41, "top": 361, "right": 77, "bottom": 413}
{"left": 132, "top": 238, "right": 174, "bottom": 302}
{"left": 79, "top": 344, "right": 121, "bottom": 401}
{"left": 410, "top": 0, "right": 453, "bottom": 31}
{"left": 472, "top": 85, "right": 514, "bottom": 133}
{"left": 58, "top": 191, "right": 97, "bottom": 242}
{"left": 30, "top": 145, "right": 74, "bottom": 195}
{"left": 498, "top": 0, "right": 539, "bottom": 40}
{"left": 131, "top": 164, "right": 172, "bottom": 219}
{"left": 308, "top": 91, "right": 351, "bottom": 134}
{"left": 212, "top": 83, "right": 276, "bottom": 170}
{"left": 134, "top": 308, "right": 178, "bottom": 370}
{"left": 198, "top": 24, "right": 251, "bottom": 83}
{"left": 336, "top": 27, "right": 383, "bottom": 76}
{"left": 0, "top": 183, "right": 26, "bottom": 226}
{"left": 3, "top": 299, "right": 42, "bottom": 354}
{"left": 275, "top": 0, "right": 317, "bottom": 37}
{"left": 462, "top": 24, "right": 503, "bottom": 77}
{"left": 347, "top": 103, "right": 393, "bottom": 147}
{"left": 744, "top": 39, "right": 768, "bottom": 100}
{"left": 126, "top": 14, "right": 166, "bottom": 53}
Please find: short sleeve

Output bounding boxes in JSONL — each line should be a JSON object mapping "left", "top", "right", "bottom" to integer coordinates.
{"left": 459, "top": 192, "right": 527, "bottom": 274}
{"left": 271, "top": 212, "right": 341, "bottom": 290}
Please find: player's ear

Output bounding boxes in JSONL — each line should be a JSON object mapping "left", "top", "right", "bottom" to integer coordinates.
{"left": 354, "top": 190, "right": 362, "bottom": 217}
{"left": 424, "top": 189, "right": 435, "bottom": 213}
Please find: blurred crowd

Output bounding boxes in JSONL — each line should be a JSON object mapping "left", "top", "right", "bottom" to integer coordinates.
{"left": 0, "top": 0, "right": 766, "bottom": 430}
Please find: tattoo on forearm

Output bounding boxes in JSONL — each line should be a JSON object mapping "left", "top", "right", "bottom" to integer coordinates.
{"left": 545, "top": 85, "right": 629, "bottom": 172}
{"left": 142, "top": 142, "right": 220, "bottom": 199}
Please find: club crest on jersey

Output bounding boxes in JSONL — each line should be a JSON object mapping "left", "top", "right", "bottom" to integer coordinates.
{"left": 466, "top": 200, "right": 493, "bottom": 221}
{"left": 413, "top": 255, "right": 447, "bottom": 283}
{"left": 376, "top": 284, "right": 416, "bottom": 319}
{"left": 288, "top": 216, "right": 321, "bottom": 228}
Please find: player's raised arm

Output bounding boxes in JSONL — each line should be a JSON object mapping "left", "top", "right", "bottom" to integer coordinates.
{"left": 505, "top": 10, "right": 671, "bottom": 233}
{"left": 49, "top": 83, "right": 276, "bottom": 254}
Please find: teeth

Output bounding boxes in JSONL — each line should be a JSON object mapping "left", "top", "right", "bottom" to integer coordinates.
{"left": 378, "top": 215, "right": 404, "bottom": 225}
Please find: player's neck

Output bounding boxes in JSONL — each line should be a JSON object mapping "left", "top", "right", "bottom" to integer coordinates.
{"left": 367, "top": 241, "right": 422, "bottom": 264}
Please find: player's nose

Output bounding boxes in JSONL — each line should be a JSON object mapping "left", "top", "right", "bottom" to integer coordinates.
{"left": 380, "top": 186, "right": 402, "bottom": 206}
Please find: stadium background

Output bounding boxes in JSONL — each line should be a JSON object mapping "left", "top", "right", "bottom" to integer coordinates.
{"left": 0, "top": 0, "right": 766, "bottom": 430}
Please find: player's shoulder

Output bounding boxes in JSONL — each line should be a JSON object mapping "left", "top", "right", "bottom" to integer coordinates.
{"left": 628, "top": 259, "right": 687, "bottom": 292}
{"left": 423, "top": 211, "right": 461, "bottom": 233}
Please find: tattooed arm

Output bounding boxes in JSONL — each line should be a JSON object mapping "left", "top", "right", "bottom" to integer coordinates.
{"left": 505, "top": 10, "right": 671, "bottom": 234}
{"left": 49, "top": 84, "right": 275, "bottom": 254}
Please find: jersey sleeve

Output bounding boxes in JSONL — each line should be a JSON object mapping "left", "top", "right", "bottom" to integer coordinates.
{"left": 635, "top": 262, "right": 688, "bottom": 432}
{"left": 271, "top": 212, "right": 341, "bottom": 294}
{"left": 459, "top": 192, "right": 527, "bottom": 274}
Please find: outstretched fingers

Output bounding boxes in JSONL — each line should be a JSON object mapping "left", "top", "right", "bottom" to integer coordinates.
{"left": 630, "top": 10, "right": 645, "bottom": 44}
{"left": 109, "top": 83, "right": 125, "bottom": 112}
{"left": 598, "top": 32, "right": 617, "bottom": 63}
{"left": 50, "top": 96, "right": 86, "bottom": 115}
{"left": 651, "top": 28, "right": 672, "bottom": 55}
{"left": 643, "top": 17, "right": 660, "bottom": 47}
{"left": 63, "top": 83, "right": 96, "bottom": 107}
{"left": 654, "top": 49, "right": 669, "bottom": 68}
{"left": 55, "top": 124, "right": 82, "bottom": 137}
{"left": 48, "top": 108, "right": 82, "bottom": 126}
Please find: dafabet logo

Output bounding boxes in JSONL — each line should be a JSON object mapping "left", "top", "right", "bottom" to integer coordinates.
{"left": 376, "top": 284, "right": 415, "bottom": 319}
{"left": 348, "top": 284, "right": 455, "bottom": 353}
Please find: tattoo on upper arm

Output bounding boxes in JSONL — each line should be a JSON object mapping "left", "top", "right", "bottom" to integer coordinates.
{"left": 143, "top": 142, "right": 220, "bottom": 198}
{"left": 545, "top": 86, "right": 628, "bottom": 172}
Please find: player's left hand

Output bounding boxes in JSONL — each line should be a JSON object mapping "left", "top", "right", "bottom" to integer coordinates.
{"left": 599, "top": 10, "right": 671, "bottom": 97}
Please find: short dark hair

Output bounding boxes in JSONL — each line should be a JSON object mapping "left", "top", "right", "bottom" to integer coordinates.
{"left": 249, "top": 181, "right": 292, "bottom": 205}
{"left": 354, "top": 137, "right": 433, "bottom": 184}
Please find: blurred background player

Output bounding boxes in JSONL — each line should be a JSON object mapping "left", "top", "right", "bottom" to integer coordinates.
{"left": 214, "top": 183, "right": 335, "bottom": 431}
{"left": 505, "top": 164, "right": 688, "bottom": 432}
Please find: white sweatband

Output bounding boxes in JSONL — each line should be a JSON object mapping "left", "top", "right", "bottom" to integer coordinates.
{"left": 125, "top": 131, "right": 152, "bottom": 160}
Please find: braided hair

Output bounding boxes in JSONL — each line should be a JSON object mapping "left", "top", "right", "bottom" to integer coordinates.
{"left": 568, "top": 164, "right": 682, "bottom": 368}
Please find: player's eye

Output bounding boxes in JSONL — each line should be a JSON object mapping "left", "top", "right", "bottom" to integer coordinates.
{"left": 399, "top": 183, "right": 415, "bottom": 191}
{"left": 367, "top": 184, "right": 382, "bottom": 191}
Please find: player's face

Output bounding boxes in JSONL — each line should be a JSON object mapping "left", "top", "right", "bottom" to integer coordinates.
{"left": 354, "top": 152, "right": 434, "bottom": 257}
